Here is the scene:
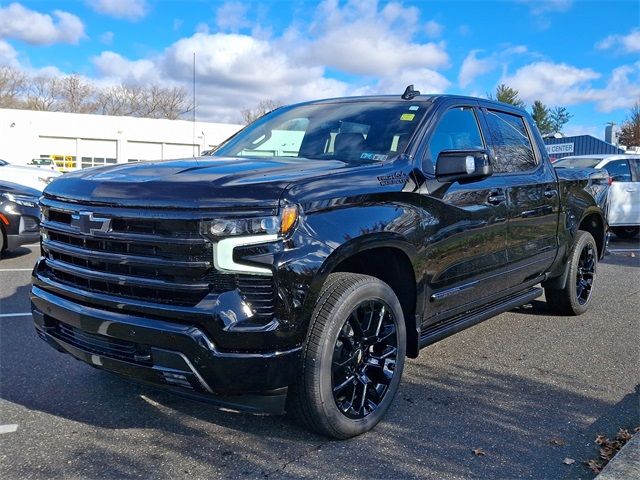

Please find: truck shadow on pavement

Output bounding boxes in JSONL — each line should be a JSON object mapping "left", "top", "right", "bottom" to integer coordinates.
{"left": 2, "top": 284, "right": 638, "bottom": 479}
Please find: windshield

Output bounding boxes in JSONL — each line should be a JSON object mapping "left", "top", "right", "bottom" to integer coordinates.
{"left": 0, "top": 159, "right": 8, "bottom": 166}
{"left": 553, "top": 157, "right": 602, "bottom": 168}
{"left": 213, "top": 101, "right": 429, "bottom": 163}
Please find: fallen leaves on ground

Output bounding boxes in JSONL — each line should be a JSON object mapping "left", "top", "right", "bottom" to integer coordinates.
{"left": 472, "top": 448, "right": 486, "bottom": 457}
{"left": 585, "top": 459, "right": 603, "bottom": 473}
{"left": 563, "top": 458, "right": 575, "bottom": 465}
{"left": 585, "top": 426, "right": 639, "bottom": 474}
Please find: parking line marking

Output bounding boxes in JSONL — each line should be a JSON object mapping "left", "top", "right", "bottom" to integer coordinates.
{"left": 608, "top": 248, "right": 640, "bottom": 252}
{"left": 0, "top": 268, "right": 33, "bottom": 272}
{"left": 0, "top": 313, "right": 31, "bottom": 318}
{"left": 0, "top": 424, "right": 18, "bottom": 434}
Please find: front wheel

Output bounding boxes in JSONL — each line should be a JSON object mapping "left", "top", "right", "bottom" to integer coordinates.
{"left": 288, "top": 273, "right": 406, "bottom": 439}
{"left": 545, "top": 230, "right": 597, "bottom": 316}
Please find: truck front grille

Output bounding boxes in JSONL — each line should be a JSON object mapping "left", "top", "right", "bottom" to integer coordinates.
{"left": 39, "top": 198, "right": 275, "bottom": 317}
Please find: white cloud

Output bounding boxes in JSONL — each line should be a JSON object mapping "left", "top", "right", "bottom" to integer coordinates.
{"left": 501, "top": 61, "right": 600, "bottom": 105}
{"left": 597, "top": 28, "right": 640, "bottom": 54}
{"left": 501, "top": 60, "right": 640, "bottom": 113}
{"left": 86, "top": 0, "right": 148, "bottom": 21}
{"left": 215, "top": 1, "right": 252, "bottom": 32}
{"left": 0, "top": 3, "right": 85, "bottom": 45}
{"left": 459, "top": 50, "right": 495, "bottom": 88}
{"left": 92, "top": 33, "right": 350, "bottom": 122}
{"left": 425, "top": 20, "right": 443, "bottom": 39}
{"left": 93, "top": 51, "right": 158, "bottom": 84}
{"left": 563, "top": 124, "right": 602, "bottom": 139}
{"left": 353, "top": 67, "right": 450, "bottom": 96}
{"left": 100, "top": 31, "right": 114, "bottom": 45}
{"left": 302, "top": 0, "right": 449, "bottom": 76}
{"left": 458, "top": 45, "right": 529, "bottom": 88}
{"left": 518, "top": 0, "right": 572, "bottom": 15}
{"left": 0, "top": 40, "right": 19, "bottom": 67}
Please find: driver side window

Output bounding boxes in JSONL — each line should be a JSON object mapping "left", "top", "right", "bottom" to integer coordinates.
{"left": 425, "top": 106, "right": 484, "bottom": 173}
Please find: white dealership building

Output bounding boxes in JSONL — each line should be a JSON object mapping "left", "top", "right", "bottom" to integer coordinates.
{"left": 0, "top": 108, "right": 242, "bottom": 169}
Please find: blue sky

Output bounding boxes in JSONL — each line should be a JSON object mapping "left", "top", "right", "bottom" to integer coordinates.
{"left": 1, "top": 0, "right": 638, "bottom": 136}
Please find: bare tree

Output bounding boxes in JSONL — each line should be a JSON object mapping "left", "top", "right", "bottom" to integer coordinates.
{"left": 58, "top": 74, "right": 96, "bottom": 114}
{"left": 25, "top": 76, "right": 60, "bottom": 111}
{"left": 154, "top": 86, "right": 188, "bottom": 120}
{"left": 0, "top": 66, "right": 27, "bottom": 108}
{"left": 241, "top": 99, "right": 283, "bottom": 125}
{"left": 618, "top": 98, "right": 640, "bottom": 148}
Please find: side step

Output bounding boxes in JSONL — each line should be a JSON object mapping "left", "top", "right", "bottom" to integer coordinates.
{"left": 419, "top": 287, "right": 542, "bottom": 348}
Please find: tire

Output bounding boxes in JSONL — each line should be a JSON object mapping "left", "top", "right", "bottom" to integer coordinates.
{"left": 0, "top": 225, "right": 5, "bottom": 258}
{"left": 611, "top": 226, "right": 640, "bottom": 239}
{"left": 545, "top": 230, "right": 597, "bottom": 316}
{"left": 288, "top": 272, "right": 406, "bottom": 439}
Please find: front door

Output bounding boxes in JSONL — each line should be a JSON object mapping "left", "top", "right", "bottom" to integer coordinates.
{"left": 417, "top": 102, "right": 509, "bottom": 322}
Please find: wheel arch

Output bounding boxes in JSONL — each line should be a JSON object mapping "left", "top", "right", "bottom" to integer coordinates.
{"left": 305, "top": 235, "right": 421, "bottom": 358}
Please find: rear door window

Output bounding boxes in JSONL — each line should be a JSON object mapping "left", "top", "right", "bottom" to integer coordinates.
{"left": 484, "top": 110, "right": 538, "bottom": 173}
{"left": 605, "top": 159, "right": 632, "bottom": 182}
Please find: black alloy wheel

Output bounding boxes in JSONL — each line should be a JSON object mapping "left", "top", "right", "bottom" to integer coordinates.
{"left": 331, "top": 300, "right": 398, "bottom": 419}
{"left": 545, "top": 230, "right": 597, "bottom": 316}
{"left": 288, "top": 272, "right": 406, "bottom": 439}
{"left": 575, "top": 242, "right": 596, "bottom": 305}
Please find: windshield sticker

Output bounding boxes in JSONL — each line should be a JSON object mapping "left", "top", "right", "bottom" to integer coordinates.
{"left": 377, "top": 171, "right": 409, "bottom": 186}
{"left": 361, "top": 152, "right": 389, "bottom": 161}
{"left": 409, "top": 106, "right": 420, "bottom": 111}
{"left": 400, "top": 113, "right": 415, "bottom": 121}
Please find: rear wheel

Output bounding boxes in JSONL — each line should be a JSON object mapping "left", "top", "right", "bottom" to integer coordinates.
{"left": 545, "top": 230, "right": 597, "bottom": 315}
{"left": 288, "top": 273, "right": 406, "bottom": 439}
{"left": 0, "top": 225, "right": 5, "bottom": 258}
{"left": 611, "top": 226, "right": 640, "bottom": 239}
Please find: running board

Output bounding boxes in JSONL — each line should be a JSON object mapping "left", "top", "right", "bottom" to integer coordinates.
{"left": 419, "top": 287, "right": 542, "bottom": 348}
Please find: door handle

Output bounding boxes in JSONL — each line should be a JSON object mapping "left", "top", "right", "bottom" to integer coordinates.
{"left": 487, "top": 191, "right": 506, "bottom": 205}
{"left": 544, "top": 188, "right": 558, "bottom": 198}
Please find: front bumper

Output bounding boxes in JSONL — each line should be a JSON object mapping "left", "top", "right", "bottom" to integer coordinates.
{"left": 31, "top": 285, "right": 301, "bottom": 413}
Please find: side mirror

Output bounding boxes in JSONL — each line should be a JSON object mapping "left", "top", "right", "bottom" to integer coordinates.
{"left": 435, "top": 150, "right": 493, "bottom": 183}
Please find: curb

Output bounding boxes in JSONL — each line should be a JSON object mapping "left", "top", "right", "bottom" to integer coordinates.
{"left": 596, "top": 433, "right": 640, "bottom": 479}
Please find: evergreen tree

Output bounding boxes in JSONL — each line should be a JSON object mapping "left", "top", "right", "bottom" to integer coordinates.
{"left": 488, "top": 84, "right": 526, "bottom": 109}
{"left": 531, "top": 100, "right": 553, "bottom": 136}
{"left": 549, "top": 106, "right": 572, "bottom": 134}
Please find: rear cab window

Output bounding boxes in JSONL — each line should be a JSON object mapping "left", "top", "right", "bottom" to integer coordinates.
{"left": 483, "top": 110, "right": 539, "bottom": 173}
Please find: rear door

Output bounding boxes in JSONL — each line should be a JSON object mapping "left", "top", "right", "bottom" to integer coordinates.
{"left": 479, "top": 107, "right": 560, "bottom": 287}
{"left": 604, "top": 158, "right": 640, "bottom": 227}
{"left": 417, "top": 100, "right": 510, "bottom": 320}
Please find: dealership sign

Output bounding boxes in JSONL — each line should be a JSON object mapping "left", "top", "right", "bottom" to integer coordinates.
{"left": 546, "top": 143, "right": 574, "bottom": 155}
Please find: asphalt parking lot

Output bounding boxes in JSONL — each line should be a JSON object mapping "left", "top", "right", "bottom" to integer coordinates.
{"left": 1, "top": 237, "right": 638, "bottom": 479}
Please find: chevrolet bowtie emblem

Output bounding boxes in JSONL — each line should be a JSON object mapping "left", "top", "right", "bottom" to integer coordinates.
{"left": 70, "top": 211, "right": 112, "bottom": 235}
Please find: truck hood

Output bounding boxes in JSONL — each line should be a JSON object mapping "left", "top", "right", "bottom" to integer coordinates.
{"left": 43, "top": 156, "right": 353, "bottom": 209}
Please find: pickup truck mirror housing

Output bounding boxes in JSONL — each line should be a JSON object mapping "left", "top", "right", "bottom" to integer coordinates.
{"left": 435, "top": 150, "right": 493, "bottom": 183}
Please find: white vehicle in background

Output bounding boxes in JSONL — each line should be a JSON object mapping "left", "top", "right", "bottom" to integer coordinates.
{"left": 0, "top": 159, "right": 62, "bottom": 191}
{"left": 553, "top": 154, "right": 640, "bottom": 239}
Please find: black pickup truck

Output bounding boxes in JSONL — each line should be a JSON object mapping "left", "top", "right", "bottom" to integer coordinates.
{"left": 32, "top": 92, "right": 607, "bottom": 438}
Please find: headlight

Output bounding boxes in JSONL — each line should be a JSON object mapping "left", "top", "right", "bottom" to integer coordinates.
{"left": 1, "top": 192, "right": 38, "bottom": 208}
{"left": 199, "top": 205, "right": 299, "bottom": 239}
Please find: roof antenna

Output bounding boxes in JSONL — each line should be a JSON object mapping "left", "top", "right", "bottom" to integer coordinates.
{"left": 401, "top": 84, "right": 420, "bottom": 100}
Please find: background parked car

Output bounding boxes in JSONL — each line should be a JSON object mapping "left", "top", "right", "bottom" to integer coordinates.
{"left": 0, "top": 181, "right": 41, "bottom": 258}
{"left": 27, "top": 158, "right": 57, "bottom": 170}
{"left": 553, "top": 154, "right": 640, "bottom": 239}
{"left": 0, "top": 158, "right": 61, "bottom": 191}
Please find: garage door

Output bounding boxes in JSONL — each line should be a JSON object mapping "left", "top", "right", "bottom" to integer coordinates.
{"left": 164, "top": 143, "right": 196, "bottom": 160}
{"left": 127, "top": 141, "right": 162, "bottom": 161}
